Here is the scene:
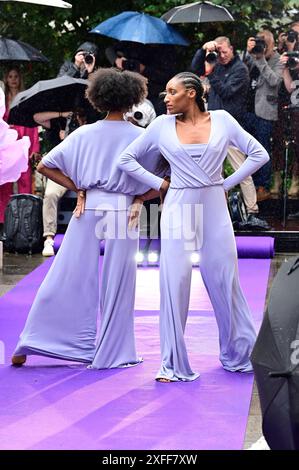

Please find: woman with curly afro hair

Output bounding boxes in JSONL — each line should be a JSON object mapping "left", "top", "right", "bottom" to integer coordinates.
{"left": 12, "top": 68, "right": 169, "bottom": 370}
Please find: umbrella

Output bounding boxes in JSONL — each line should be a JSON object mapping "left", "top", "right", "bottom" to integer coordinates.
{"left": 251, "top": 256, "right": 299, "bottom": 450}
{"left": 0, "top": 0, "right": 72, "bottom": 7}
{"left": 0, "top": 37, "right": 49, "bottom": 62}
{"left": 161, "top": 1, "right": 234, "bottom": 24}
{"left": 90, "top": 11, "right": 189, "bottom": 46}
{"left": 8, "top": 75, "right": 88, "bottom": 127}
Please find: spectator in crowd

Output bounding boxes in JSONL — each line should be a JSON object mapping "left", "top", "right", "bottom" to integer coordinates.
{"left": 105, "top": 42, "right": 177, "bottom": 114}
{"left": 57, "top": 41, "right": 98, "bottom": 79}
{"left": 39, "top": 41, "right": 102, "bottom": 257}
{"left": 0, "top": 67, "right": 40, "bottom": 226}
{"left": 271, "top": 22, "right": 299, "bottom": 197}
{"left": 191, "top": 37, "right": 268, "bottom": 228}
{"left": 243, "top": 30, "right": 283, "bottom": 201}
{"left": 34, "top": 110, "right": 76, "bottom": 257}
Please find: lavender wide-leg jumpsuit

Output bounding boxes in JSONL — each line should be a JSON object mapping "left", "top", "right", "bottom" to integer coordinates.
{"left": 119, "top": 110, "right": 270, "bottom": 381}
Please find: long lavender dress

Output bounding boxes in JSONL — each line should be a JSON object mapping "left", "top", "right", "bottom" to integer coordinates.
{"left": 13, "top": 120, "right": 164, "bottom": 368}
{"left": 119, "top": 110, "right": 270, "bottom": 381}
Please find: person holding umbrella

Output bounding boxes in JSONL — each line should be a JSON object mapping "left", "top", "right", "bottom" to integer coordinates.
{"left": 11, "top": 68, "right": 168, "bottom": 369}
{"left": 38, "top": 42, "right": 100, "bottom": 256}
{"left": 0, "top": 67, "right": 40, "bottom": 226}
{"left": 118, "top": 71, "right": 270, "bottom": 382}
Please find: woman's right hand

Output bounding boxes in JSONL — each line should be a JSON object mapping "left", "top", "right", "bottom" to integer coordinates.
{"left": 160, "top": 177, "right": 170, "bottom": 204}
{"left": 73, "top": 190, "right": 86, "bottom": 218}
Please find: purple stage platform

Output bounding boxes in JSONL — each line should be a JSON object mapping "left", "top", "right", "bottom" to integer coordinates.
{"left": 0, "top": 238, "right": 272, "bottom": 450}
{"left": 54, "top": 234, "right": 275, "bottom": 259}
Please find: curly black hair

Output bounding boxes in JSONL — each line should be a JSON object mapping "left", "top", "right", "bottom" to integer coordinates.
{"left": 86, "top": 68, "right": 148, "bottom": 113}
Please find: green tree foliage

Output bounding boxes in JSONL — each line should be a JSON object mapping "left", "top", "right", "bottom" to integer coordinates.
{"left": 0, "top": 0, "right": 297, "bottom": 84}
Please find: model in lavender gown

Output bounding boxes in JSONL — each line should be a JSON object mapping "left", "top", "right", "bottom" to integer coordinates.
{"left": 119, "top": 72, "right": 270, "bottom": 382}
{"left": 12, "top": 68, "right": 166, "bottom": 368}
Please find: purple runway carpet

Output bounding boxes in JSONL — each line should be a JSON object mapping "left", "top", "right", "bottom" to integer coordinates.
{"left": 0, "top": 238, "right": 272, "bottom": 450}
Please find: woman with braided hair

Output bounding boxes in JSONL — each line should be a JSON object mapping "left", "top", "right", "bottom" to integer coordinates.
{"left": 119, "top": 71, "right": 270, "bottom": 382}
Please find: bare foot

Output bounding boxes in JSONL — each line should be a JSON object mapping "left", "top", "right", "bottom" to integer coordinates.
{"left": 156, "top": 377, "right": 172, "bottom": 383}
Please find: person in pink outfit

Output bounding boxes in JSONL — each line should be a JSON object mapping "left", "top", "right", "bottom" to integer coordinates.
{"left": 0, "top": 67, "right": 40, "bottom": 224}
{"left": 0, "top": 87, "right": 30, "bottom": 185}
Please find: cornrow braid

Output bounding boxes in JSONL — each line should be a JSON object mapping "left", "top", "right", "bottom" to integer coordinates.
{"left": 174, "top": 72, "right": 206, "bottom": 112}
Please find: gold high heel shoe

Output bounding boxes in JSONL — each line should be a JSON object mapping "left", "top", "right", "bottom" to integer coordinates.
{"left": 11, "top": 355, "right": 26, "bottom": 366}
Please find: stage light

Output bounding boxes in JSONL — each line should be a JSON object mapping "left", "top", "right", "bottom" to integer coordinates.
{"left": 135, "top": 252, "right": 144, "bottom": 263}
{"left": 147, "top": 251, "right": 159, "bottom": 263}
{"left": 191, "top": 252, "right": 200, "bottom": 264}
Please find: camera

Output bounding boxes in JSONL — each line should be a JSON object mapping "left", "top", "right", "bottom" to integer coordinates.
{"left": 205, "top": 51, "right": 218, "bottom": 64}
{"left": 287, "top": 30, "right": 299, "bottom": 43}
{"left": 83, "top": 53, "right": 94, "bottom": 65}
{"left": 122, "top": 58, "right": 141, "bottom": 72}
{"left": 285, "top": 51, "right": 299, "bottom": 70}
{"left": 251, "top": 37, "right": 266, "bottom": 54}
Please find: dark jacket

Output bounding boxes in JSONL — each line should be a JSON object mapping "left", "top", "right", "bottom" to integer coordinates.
{"left": 57, "top": 61, "right": 88, "bottom": 79}
{"left": 191, "top": 49, "right": 249, "bottom": 122}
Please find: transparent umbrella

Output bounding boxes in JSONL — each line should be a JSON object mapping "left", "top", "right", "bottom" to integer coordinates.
{"left": 161, "top": 1, "right": 234, "bottom": 24}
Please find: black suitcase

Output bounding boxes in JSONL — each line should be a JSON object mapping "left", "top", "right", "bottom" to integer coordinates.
{"left": 3, "top": 194, "right": 43, "bottom": 254}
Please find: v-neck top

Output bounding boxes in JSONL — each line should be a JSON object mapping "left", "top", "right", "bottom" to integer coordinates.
{"left": 118, "top": 110, "right": 270, "bottom": 192}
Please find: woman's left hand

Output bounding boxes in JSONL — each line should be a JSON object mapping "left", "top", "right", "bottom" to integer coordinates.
{"left": 73, "top": 190, "right": 86, "bottom": 218}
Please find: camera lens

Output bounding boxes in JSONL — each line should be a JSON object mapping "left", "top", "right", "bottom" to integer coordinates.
{"left": 251, "top": 38, "right": 266, "bottom": 54}
{"left": 287, "top": 30, "right": 298, "bottom": 43}
{"left": 84, "top": 53, "right": 94, "bottom": 64}
{"left": 205, "top": 51, "right": 218, "bottom": 64}
{"left": 287, "top": 57, "right": 299, "bottom": 70}
{"left": 133, "top": 111, "right": 143, "bottom": 120}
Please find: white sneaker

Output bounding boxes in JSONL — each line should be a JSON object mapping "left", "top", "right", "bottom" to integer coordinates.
{"left": 42, "top": 238, "right": 55, "bottom": 257}
{"left": 247, "top": 436, "right": 270, "bottom": 450}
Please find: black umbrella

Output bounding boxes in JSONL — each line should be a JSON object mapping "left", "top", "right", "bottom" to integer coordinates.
{"left": 8, "top": 75, "right": 88, "bottom": 127}
{"left": 251, "top": 257, "right": 299, "bottom": 450}
{"left": 161, "top": 1, "right": 234, "bottom": 24}
{"left": 0, "top": 37, "right": 49, "bottom": 62}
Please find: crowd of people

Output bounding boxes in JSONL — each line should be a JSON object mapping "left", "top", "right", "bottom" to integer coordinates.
{"left": 1, "top": 24, "right": 299, "bottom": 244}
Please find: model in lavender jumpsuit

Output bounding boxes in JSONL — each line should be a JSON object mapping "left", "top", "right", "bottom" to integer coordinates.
{"left": 119, "top": 110, "right": 270, "bottom": 381}
{"left": 13, "top": 120, "right": 164, "bottom": 368}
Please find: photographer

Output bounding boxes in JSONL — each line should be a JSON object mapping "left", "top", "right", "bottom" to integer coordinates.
{"left": 57, "top": 41, "right": 98, "bottom": 79}
{"left": 106, "top": 42, "right": 177, "bottom": 114}
{"left": 191, "top": 36, "right": 249, "bottom": 122}
{"left": 243, "top": 30, "right": 282, "bottom": 201}
{"left": 191, "top": 37, "right": 270, "bottom": 228}
{"left": 271, "top": 22, "right": 299, "bottom": 197}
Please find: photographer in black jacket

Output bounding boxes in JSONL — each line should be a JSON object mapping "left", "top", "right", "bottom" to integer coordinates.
{"left": 191, "top": 36, "right": 249, "bottom": 122}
